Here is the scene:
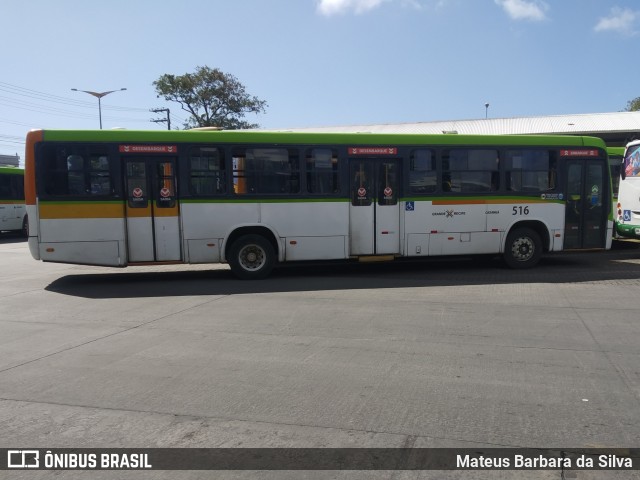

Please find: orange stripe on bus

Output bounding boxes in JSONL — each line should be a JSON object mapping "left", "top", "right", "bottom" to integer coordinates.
{"left": 24, "top": 130, "right": 43, "bottom": 206}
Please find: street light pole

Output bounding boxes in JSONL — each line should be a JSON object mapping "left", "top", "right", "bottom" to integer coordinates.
{"left": 71, "top": 88, "right": 127, "bottom": 129}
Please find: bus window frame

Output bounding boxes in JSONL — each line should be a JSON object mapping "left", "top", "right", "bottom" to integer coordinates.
{"left": 35, "top": 143, "right": 121, "bottom": 201}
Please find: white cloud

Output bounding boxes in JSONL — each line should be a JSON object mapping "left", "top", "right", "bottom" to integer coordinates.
{"left": 316, "top": 0, "right": 389, "bottom": 16}
{"left": 315, "top": 0, "right": 442, "bottom": 16}
{"left": 594, "top": 7, "right": 639, "bottom": 36}
{"left": 495, "top": 0, "right": 548, "bottom": 22}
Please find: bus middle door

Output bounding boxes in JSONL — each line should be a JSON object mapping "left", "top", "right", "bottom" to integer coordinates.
{"left": 563, "top": 157, "right": 608, "bottom": 249}
{"left": 125, "top": 157, "right": 182, "bottom": 262}
{"left": 349, "top": 157, "right": 400, "bottom": 256}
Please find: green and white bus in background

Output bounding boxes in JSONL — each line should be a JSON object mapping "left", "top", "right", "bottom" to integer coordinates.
{"left": 0, "top": 158, "right": 27, "bottom": 237}
{"left": 25, "top": 129, "right": 613, "bottom": 278}
{"left": 607, "top": 146, "right": 625, "bottom": 201}
{"left": 615, "top": 139, "right": 640, "bottom": 240}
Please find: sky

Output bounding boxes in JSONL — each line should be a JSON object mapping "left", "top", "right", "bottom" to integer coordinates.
{"left": 2, "top": 0, "right": 640, "bottom": 159}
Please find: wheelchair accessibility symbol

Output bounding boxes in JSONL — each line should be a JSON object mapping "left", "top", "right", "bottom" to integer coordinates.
{"left": 623, "top": 210, "right": 631, "bottom": 222}
{"left": 405, "top": 201, "right": 415, "bottom": 211}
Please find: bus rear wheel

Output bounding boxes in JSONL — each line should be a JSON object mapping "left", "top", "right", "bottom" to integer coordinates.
{"left": 228, "top": 234, "right": 275, "bottom": 280}
{"left": 503, "top": 227, "right": 542, "bottom": 269}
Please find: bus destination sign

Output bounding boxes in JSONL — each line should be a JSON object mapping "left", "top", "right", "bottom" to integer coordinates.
{"left": 348, "top": 147, "right": 398, "bottom": 156}
{"left": 119, "top": 145, "right": 178, "bottom": 154}
{"left": 560, "top": 149, "right": 600, "bottom": 157}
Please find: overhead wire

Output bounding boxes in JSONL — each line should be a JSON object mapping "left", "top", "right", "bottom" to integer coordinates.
{"left": 0, "top": 81, "right": 163, "bottom": 131}
{"left": 0, "top": 81, "right": 150, "bottom": 113}
{"left": 0, "top": 80, "right": 241, "bottom": 145}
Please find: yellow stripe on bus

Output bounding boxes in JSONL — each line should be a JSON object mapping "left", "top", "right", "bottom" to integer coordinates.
{"left": 152, "top": 207, "right": 179, "bottom": 217}
{"left": 125, "top": 206, "right": 151, "bottom": 218}
{"left": 125, "top": 206, "right": 179, "bottom": 217}
{"left": 431, "top": 198, "right": 554, "bottom": 205}
{"left": 39, "top": 203, "right": 124, "bottom": 219}
{"left": 40, "top": 203, "right": 180, "bottom": 219}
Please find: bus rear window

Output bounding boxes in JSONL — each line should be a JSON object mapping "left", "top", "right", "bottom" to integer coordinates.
{"left": 624, "top": 145, "right": 640, "bottom": 178}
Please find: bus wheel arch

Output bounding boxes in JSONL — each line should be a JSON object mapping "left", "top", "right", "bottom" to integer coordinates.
{"left": 503, "top": 221, "right": 548, "bottom": 269}
{"left": 225, "top": 227, "right": 279, "bottom": 280}
{"left": 21, "top": 214, "right": 29, "bottom": 238}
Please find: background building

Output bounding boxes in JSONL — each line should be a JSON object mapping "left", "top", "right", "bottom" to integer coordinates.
{"left": 279, "top": 111, "right": 640, "bottom": 147}
{"left": 0, "top": 154, "right": 19, "bottom": 167}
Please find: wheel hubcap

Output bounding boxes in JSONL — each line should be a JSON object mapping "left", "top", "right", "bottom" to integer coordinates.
{"left": 512, "top": 237, "right": 534, "bottom": 261}
{"left": 239, "top": 245, "right": 265, "bottom": 271}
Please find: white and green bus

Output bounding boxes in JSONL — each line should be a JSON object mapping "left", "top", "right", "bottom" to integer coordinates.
{"left": 0, "top": 162, "right": 27, "bottom": 237}
{"left": 25, "top": 129, "right": 613, "bottom": 278}
{"left": 607, "top": 146, "right": 625, "bottom": 201}
{"left": 615, "top": 139, "right": 640, "bottom": 240}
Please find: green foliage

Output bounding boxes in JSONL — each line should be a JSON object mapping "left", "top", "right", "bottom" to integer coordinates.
{"left": 625, "top": 97, "right": 640, "bottom": 111}
{"left": 153, "top": 66, "right": 268, "bottom": 129}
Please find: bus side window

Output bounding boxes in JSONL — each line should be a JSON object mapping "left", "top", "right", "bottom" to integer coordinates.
{"left": 0, "top": 175, "right": 10, "bottom": 197}
{"left": 442, "top": 149, "right": 498, "bottom": 193}
{"left": 40, "top": 146, "right": 112, "bottom": 197}
{"left": 506, "top": 149, "right": 556, "bottom": 192}
{"left": 306, "top": 148, "right": 339, "bottom": 194}
{"left": 233, "top": 148, "right": 299, "bottom": 195}
{"left": 189, "top": 147, "right": 226, "bottom": 195}
{"left": 409, "top": 149, "right": 436, "bottom": 194}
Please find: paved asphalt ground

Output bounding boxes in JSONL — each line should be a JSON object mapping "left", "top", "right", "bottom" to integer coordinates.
{"left": 0, "top": 234, "right": 639, "bottom": 480}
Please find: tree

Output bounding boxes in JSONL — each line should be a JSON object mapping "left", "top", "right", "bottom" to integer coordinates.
{"left": 153, "top": 66, "right": 267, "bottom": 129}
{"left": 624, "top": 97, "right": 640, "bottom": 111}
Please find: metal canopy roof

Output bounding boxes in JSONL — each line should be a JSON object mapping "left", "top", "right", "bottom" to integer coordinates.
{"left": 272, "top": 111, "right": 640, "bottom": 147}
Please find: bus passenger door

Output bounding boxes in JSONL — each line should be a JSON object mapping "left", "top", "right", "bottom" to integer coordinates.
{"left": 125, "top": 157, "right": 182, "bottom": 262}
{"left": 564, "top": 159, "right": 607, "bottom": 249}
{"left": 349, "top": 158, "right": 400, "bottom": 255}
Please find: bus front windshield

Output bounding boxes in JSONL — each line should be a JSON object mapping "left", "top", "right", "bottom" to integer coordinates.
{"left": 624, "top": 144, "right": 640, "bottom": 178}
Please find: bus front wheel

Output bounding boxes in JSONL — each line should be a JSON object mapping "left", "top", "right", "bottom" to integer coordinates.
{"left": 228, "top": 234, "right": 276, "bottom": 280}
{"left": 503, "top": 227, "right": 542, "bottom": 269}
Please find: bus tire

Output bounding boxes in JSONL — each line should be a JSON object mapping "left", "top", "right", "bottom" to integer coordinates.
{"left": 228, "top": 234, "right": 275, "bottom": 280}
{"left": 503, "top": 227, "right": 542, "bottom": 269}
{"left": 21, "top": 215, "right": 29, "bottom": 238}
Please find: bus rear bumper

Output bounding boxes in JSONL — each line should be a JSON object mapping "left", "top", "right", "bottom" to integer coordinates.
{"left": 615, "top": 223, "right": 640, "bottom": 240}
{"left": 28, "top": 236, "right": 40, "bottom": 260}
